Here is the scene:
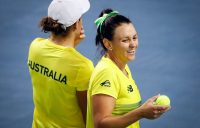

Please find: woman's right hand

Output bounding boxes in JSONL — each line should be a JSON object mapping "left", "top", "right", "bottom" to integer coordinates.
{"left": 139, "top": 95, "right": 171, "bottom": 119}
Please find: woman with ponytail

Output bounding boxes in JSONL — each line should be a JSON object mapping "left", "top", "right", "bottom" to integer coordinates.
{"left": 28, "top": 0, "right": 93, "bottom": 127}
{"left": 86, "top": 9, "right": 170, "bottom": 128}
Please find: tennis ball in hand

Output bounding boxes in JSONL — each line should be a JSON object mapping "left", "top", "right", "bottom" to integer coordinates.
{"left": 154, "top": 95, "right": 170, "bottom": 106}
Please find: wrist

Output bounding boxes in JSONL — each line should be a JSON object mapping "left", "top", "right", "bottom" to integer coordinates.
{"left": 135, "top": 107, "right": 144, "bottom": 119}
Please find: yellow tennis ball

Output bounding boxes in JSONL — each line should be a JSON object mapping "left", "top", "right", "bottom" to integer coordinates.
{"left": 155, "top": 95, "right": 170, "bottom": 106}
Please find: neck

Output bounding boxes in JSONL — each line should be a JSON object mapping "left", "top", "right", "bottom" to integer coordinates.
{"left": 106, "top": 53, "right": 126, "bottom": 71}
{"left": 49, "top": 33, "right": 75, "bottom": 48}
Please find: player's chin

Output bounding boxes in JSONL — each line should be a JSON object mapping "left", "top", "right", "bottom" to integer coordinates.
{"left": 80, "top": 34, "right": 86, "bottom": 39}
{"left": 75, "top": 38, "right": 85, "bottom": 45}
{"left": 127, "top": 55, "right": 136, "bottom": 61}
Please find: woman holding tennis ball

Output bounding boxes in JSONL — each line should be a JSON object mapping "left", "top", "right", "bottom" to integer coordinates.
{"left": 86, "top": 9, "right": 170, "bottom": 128}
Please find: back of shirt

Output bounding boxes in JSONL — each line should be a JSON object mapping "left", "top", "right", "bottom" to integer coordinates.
{"left": 28, "top": 38, "right": 94, "bottom": 128}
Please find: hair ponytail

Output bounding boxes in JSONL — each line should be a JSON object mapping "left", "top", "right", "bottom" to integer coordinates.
{"left": 95, "top": 9, "right": 132, "bottom": 56}
{"left": 39, "top": 17, "right": 74, "bottom": 36}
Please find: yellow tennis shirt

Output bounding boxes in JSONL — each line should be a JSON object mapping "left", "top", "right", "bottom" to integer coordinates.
{"left": 28, "top": 38, "right": 94, "bottom": 128}
{"left": 87, "top": 56, "right": 141, "bottom": 128}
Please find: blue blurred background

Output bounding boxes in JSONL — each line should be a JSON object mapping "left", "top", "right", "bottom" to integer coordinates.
{"left": 0, "top": 0, "right": 200, "bottom": 127}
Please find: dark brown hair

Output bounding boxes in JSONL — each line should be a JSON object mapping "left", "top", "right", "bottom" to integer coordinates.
{"left": 95, "top": 9, "right": 132, "bottom": 55}
{"left": 39, "top": 17, "right": 75, "bottom": 36}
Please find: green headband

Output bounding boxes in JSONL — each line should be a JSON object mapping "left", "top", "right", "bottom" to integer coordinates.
{"left": 94, "top": 11, "right": 119, "bottom": 34}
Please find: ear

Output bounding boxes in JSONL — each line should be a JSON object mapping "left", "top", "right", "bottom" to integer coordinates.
{"left": 103, "top": 38, "right": 112, "bottom": 51}
{"left": 74, "top": 19, "right": 82, "bottom": 30}
{"left": 74, "top": 21, "right": 79, "bottom": 30}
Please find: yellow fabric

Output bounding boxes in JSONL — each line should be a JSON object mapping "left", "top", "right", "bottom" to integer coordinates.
{"left": 86, "top": 56, "right": 141, "bottom": 128}
{"left": 28, "top": 38, "right": 94, "bottom": 128}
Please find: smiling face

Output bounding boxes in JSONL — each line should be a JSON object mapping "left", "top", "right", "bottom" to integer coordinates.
{"left": 109, "top": 23, "right": 138, "bottom": 64}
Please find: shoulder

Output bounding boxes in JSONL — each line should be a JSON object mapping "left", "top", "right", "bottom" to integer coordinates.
{"left": 91, "top": 60, "right": 116, "bottom": 81}
{"left": 31, "top": 37, "right": 45, "bottom": 44}
{"left": 71, "top": 49, "right": 94, "bottom": 69}
{"left": 28, "top": 38, "right": 46, "bottom": 54}
{"left": 94, "top": 57, "right": 117, "bottom": 75}
{"left": 29, "top": 37, "right": 46, "bottom": 48}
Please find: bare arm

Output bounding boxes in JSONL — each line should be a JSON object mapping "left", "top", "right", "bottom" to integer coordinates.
{"left": 92, "top": 94, "right": 170, "bottom": 128}
{"left": 77, "top": 90, "right": 87, "bottom": 124}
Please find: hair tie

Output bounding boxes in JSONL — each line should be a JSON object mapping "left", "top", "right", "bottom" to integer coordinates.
{"left": 94, "top": 11, "right": 119, "bottom": 34}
